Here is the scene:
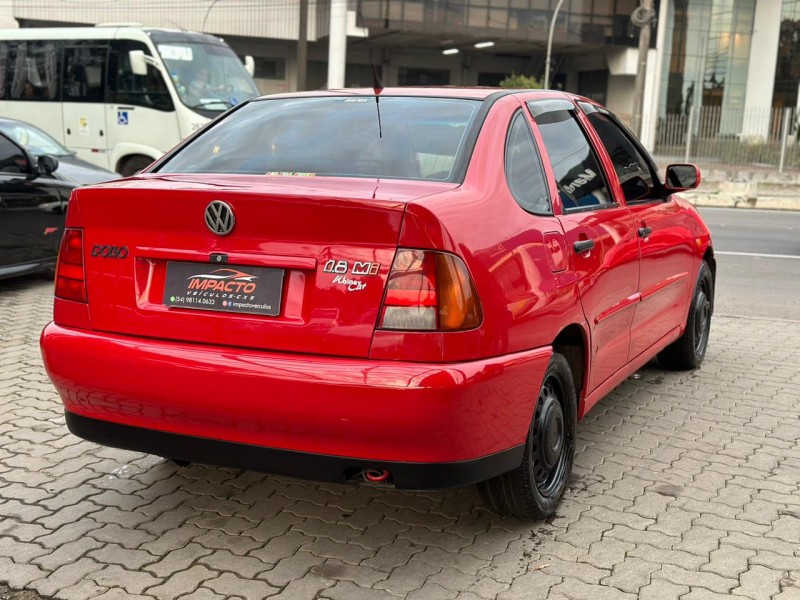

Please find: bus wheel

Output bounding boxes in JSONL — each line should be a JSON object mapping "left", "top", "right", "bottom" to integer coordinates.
{"left": 120, "top": 155, "right": 154, "bottom": 177}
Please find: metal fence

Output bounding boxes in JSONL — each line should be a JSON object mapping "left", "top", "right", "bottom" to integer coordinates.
{"left": 654, "top": 105, "right": 800, "bottom": 172}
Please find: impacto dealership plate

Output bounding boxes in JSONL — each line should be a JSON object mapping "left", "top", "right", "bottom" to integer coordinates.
{"left": 163, "top": 262, "right": 283, "bottom": 316}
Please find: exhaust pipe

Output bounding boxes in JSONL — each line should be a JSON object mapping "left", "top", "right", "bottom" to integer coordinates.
{"left": 362, "top": 468, "right": 391, "bottom": 483}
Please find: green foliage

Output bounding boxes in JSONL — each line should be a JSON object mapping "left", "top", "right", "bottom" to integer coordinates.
{"left": 499, "top": 73, "right": 542, "bottom": 89}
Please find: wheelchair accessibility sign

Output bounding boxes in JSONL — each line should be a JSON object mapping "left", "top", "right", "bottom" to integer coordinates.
{"left": 117, "top": 111, "right": 129, "bottom": 125}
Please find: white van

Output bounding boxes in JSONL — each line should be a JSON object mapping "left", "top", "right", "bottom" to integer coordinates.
{"left": 0, "top": 26, "right": 259, "bottom": 176}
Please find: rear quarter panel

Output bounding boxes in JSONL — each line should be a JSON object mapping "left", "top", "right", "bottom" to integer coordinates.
{"left": 373, "top": 95, "right": 588, "bottom": 363}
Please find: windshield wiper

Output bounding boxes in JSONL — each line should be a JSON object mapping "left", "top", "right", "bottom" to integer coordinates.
{"left": 189, "top": 100, "right": 233, "bottom": 110}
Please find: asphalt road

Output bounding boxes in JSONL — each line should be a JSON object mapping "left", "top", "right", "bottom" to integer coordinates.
{"left": 697, "top": 207, "right": 800, "bottom": 321}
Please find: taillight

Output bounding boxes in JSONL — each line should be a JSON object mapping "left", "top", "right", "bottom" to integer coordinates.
{"left": 379, "top": 249, "right": 482, "bottom": 331}
{"left": 55, "top": 228, "right": 87, "bottom": 303}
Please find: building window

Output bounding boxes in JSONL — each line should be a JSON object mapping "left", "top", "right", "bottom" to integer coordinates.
{"left": 398, "top": 67, "right": 450, "bottom": 86}
{"left": 254, "top": 57, "right": 286, "bottom": 80}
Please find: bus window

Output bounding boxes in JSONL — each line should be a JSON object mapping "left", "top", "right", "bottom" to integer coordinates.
{"left": 0, "top": 43, "right": 7, "bottom": 99}
{"left": 63, "top": 46, "right": 106, "bottom": 103}
{"left": 108, "top": 40, "right": 173, "bottom": 112}
{"left": 8, "top": 41, "right": 60, "bottom": 101}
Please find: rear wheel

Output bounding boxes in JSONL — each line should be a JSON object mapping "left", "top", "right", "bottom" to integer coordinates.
{"left": 658, "top": 261, "right": 713, "bottom": 370}
{"left": 478, "top": 352, "right": 577, "bottom": 520}
{"left": 120, "top": 155, "right": 154, "bottom": 177}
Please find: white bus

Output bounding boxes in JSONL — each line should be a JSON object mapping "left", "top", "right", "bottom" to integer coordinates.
{"left": 0, "top": 26, "right": 260, "bottom": 176}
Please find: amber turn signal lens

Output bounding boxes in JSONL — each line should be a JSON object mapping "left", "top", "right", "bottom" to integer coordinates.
{"left": 435, "top": 253, "right": 482, "bottom": 330}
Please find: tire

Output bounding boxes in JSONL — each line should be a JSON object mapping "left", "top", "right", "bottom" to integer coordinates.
{"left": 477, "top": 352, "right": 577, "bottom": 521}
{"left": 120, "top": 155, "right": 154, "bottom": 178}
{"left": 658, "top": 260, "right": 713, "bottom": 370}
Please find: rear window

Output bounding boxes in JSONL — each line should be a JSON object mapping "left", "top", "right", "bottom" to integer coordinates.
{"left": 157, "top": 96, "right": 480, "bottom": 181}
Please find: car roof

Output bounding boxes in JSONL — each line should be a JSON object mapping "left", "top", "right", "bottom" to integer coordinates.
{"left": 252, "top": 87, "right": 584, "bottom": 103}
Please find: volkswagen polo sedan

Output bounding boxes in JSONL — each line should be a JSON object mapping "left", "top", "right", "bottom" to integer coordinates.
{"left": 40, "top": 88, "right": 714, "bottom": 519}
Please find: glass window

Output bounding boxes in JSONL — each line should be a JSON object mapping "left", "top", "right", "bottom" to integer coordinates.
{"left": 398, "top": 67, "right": 450, "bottom": 86}
{"left": 157, "top": 41, "right": 259, "bottom": 112}
{"left": 531, "top": 107, "right": 611, "bottom": 210}
{"left": 587, "top": 111, "right": 657, "bottom": 202}
{"left": 158, "top": 96, "right": 480, "bottom": 182}
{"left": 0, "top": 120, "right": 70, "bottom": 157}
{"left": 63, "top": 46, "right": 107, "bottom": 103}
{"left": 254, "top": 57, "right": 286, "bottom": 80}
{"left": 505, "top": 112, "right": 551, "bottom": 214}
{"left": 8, "top": 41, "right": 61, "bottom": 101}
{"left": 0, "top": 134, "right": 32, "bottom": 175}
{"left": 107, "top": 40, "right": 174, "bottom": 112}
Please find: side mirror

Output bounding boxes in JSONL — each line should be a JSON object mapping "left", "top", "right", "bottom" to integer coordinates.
{"left": 129, "top": 50, "right": 148, "bottom": 76}
{"left": 664, "top": 164, "right": 701, "bottom": 192}
{"left": 37, "top": 155, "right": 59, "bottom": 176}
{"left": 244, "top": 55, "right": 255, "bottom": 77}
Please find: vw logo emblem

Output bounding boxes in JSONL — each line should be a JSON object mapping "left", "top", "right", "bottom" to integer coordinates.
{"left": 205, "top": 200, "right": 235, "bottom": 235}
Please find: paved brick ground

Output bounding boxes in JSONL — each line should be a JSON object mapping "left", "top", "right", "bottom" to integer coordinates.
{"left": 1, "top": 276, "right": 799, "bottom": 600}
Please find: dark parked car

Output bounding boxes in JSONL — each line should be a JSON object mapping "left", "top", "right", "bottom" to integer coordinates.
{"left": 0, "top": 119, "right": 117, "bottom": 280}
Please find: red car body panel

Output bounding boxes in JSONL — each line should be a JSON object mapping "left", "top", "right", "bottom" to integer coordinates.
{"left": 40, "top": 88, "right": 714, "bottom": 488}
{"left": 42, "top": 322, "right": 552, "bottom": 463}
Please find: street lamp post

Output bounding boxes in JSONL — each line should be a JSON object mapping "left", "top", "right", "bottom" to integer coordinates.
{"left": 544, "top": 0, "right": 566, "bottom": 89}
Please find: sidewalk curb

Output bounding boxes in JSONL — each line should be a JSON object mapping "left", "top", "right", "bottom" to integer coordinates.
{"left": 685, "top": 192, "right": 800, "bottom": 211}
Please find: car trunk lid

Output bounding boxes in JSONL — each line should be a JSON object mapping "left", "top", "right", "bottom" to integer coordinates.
{"left": 76, "top": 174, "right": 456, "bottom": 358}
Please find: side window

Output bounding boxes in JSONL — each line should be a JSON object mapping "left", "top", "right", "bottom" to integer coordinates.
{"left": 0, "top": 42, "right": 9, "bottom": 99}
{"left": 0, "top": 134, "right": 32, "bottom": 175}
{"left": 63, "top": 46, "right": 107, "bottom": 102}
{"left": 108, "top": 40, "right": 174, "bottom": 112}
{"left": 7, "top": 41, "right": 61, "bottom": 101}
{"left": 505, "top": 112, "right": 551, "bottom": 214}
{"left": 531, "top": 108, "right": 612, "bottom": 210}
{"left": 587, "top": 111, "right": 657, "bottom": 202}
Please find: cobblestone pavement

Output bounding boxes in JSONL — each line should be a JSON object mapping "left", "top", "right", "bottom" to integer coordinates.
{"left": 2, "top": 276, "right": 800, "bottom": 600}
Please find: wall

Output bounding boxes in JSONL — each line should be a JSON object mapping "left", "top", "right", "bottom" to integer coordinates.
{"left": 10, "top": 0, "right": 320, "bottom": 42}
{"left": 606, "top": 75, "right": 635, "bottom": 125}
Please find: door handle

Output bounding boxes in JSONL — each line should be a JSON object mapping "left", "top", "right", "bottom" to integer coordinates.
{"left": 638, "top": 227, "right": 652, "bottom": 238}
{"left": 573, "top": 239, "right": 595, "bottom": 254}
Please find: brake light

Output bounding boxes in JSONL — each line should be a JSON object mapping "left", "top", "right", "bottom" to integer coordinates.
{"left": 379, "top": 249, "right": 482, "bottom": 331}
{"left": 55, "top": 229, "right": 87, "bottom": 303}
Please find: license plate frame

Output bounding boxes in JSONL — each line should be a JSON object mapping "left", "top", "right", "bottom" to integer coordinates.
{"left": 163, "top": 262, "right": 283, "bottom": 317}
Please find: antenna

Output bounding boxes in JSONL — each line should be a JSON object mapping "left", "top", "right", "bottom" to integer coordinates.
{"left": 371, "top": 62, "right": 384, "bottom": 138}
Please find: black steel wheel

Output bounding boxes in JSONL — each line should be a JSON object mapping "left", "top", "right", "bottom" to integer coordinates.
{"left": 478, "top": 352, "right": 577, "bottom": 521}
{"left": 659, "top": 260, "right": 714, "bottom": 370}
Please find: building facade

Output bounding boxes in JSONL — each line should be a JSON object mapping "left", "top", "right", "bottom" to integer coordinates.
{"left": 0, "top": 0, "right": 794, "bottom": 151}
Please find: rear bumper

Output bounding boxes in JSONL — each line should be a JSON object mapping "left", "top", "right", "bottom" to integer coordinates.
{"left": 65, "top": 412, "right": 523, "bottom": 489}
{"left": 41, "top": 323, "right": 552, "bottom": 488}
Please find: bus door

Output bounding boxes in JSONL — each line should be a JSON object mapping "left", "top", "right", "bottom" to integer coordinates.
{"left": 61, "top": 45, "right": 110, "bottom": 170}
{"left": 105, "top": 40, "right": 179, "bottom": 176}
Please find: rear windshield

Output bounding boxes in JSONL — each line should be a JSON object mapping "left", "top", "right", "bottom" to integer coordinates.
{"left": 157, "top": 96, "right": 481, "bottom": 181}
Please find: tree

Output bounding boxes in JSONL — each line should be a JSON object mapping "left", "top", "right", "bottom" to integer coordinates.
{"left": 499, "top": 73, "right": 541, "bottom": 89}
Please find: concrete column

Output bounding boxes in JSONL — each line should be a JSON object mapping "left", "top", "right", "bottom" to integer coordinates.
{"left": 327, "top": 0, "right": 348, "bottom": 89}
{"left": 640, "top": 0, "right": 669, "bottom": 152}
{"left": 741, "top": 0, "right": 781, "bottom": 139}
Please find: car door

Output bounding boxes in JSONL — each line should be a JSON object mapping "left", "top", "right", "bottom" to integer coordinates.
{"left": 527, "top": 99, "right": 640, "bottom": 396}
{"left": 581, "top": 103, "right": 697, "bottom": 359}
{"left": 62, "top": 44, "right": 111, "bottom": 170}
{"left": 0, "top": 133, "right": 67, "bottom": 272}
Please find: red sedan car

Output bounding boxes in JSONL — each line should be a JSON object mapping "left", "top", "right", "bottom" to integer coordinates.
{"left": 41, "top": 88, "right": 714, "bottom": 520}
